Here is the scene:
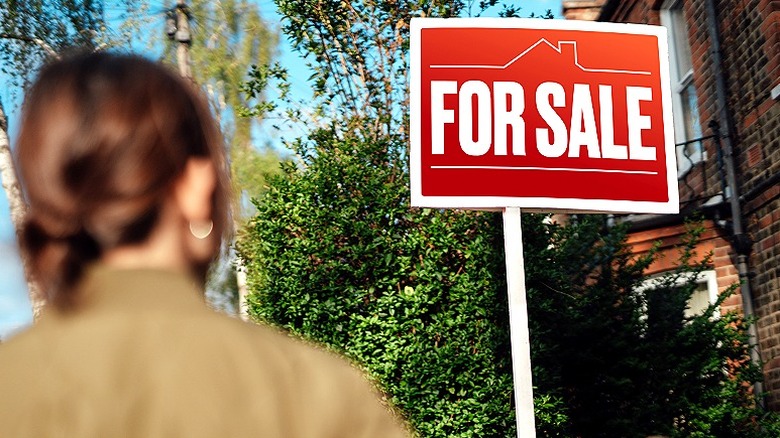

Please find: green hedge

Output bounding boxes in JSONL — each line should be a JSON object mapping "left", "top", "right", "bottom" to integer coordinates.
{"left": 239, "top": 128, "right": 532, "bottom": 436}
{"left": 238, "top": 125, "right": 775, "bottom": 437}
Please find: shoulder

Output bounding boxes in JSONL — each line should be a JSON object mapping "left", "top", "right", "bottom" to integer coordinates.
{"left": 211, "top": 316, "right": 412, "bottom": 437}
{"left": 0, "top": 309, "right": 411, "bottom": 438}
{"left": 146, "top": 310, "right": 412, "bottom": 437}
{"left": 209, "top": 316, "right": 375, "bottom": 398}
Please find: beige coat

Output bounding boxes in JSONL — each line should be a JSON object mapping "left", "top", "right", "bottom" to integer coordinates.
{"left": 0, "top": 266, "right": 410, "bottom": 438}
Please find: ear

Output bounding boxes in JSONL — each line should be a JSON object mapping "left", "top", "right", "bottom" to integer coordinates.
{"left": 173, "top": 158, "right": 216, "bottom": 223}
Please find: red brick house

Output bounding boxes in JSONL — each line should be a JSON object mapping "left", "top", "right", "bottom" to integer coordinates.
{"left": 563, "top": 0, "right": 780, "bottom": 408}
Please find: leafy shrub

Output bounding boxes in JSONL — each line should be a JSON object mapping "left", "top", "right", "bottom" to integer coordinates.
{"left": 239, "top": 127, "right": 537, "bottom": 436}
{"left": 240, "top": 147, "right": 774, "bottom": 436}
{"left": 522, "top": 217, "right": 775, "bottom": 437}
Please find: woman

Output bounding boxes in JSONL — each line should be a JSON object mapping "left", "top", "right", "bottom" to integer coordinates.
{"left": 0, "top": 52, "right": 408, "bottom": 438}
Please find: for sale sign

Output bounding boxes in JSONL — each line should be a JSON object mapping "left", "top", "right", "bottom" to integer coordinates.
{"left": 410, "top": 18, "right": 678, "bottom": 213}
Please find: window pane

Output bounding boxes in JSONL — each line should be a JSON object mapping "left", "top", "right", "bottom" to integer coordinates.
{"left": 685, "top": 281, "right": 711, "bottom": 318}
{"left": 681, "top": 82, "right": 703, "bottom": 142}
{"left": 671, "top": 6, "right": 693, "bottom": 78}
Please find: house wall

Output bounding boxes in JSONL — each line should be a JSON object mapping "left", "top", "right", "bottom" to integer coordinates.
{"left": 561, "top": 0, "right": 607, "bottom": 21}
{"left": 596, "top": 0, "right": 780, "bottom": 408}
{"left": 725, "top": 0, "right": 780, "bottom": 408}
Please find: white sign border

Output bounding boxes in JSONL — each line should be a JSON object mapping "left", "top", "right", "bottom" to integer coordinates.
{"left": 409, "top": 17, "right": 679, "bottom": 214}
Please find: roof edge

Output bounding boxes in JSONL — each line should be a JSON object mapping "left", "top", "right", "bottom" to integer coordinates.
{"left": 597, "top": 0, "right": 620, "bottom": 21}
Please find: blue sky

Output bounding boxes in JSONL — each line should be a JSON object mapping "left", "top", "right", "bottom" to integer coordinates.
{"left": 0, "top": 192, "right": 29, "bottom": 340}
{"left": 0, "top": 0, "right": 564, "bottom": 340}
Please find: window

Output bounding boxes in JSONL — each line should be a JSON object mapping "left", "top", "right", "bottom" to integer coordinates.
{"left": 638, "top": 270, "right": 720, "bottom": 319}
{"left": 661, "top": 0, "right": 704, "bottom": 175}
{"left": 682, "top": 271, "right": 718, "bottom": 318}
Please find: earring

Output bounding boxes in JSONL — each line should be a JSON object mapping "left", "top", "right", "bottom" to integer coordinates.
{"left": 189, "top": 220, "right": 214, "bottom": 239}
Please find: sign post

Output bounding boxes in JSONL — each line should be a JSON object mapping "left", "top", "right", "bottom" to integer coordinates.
{"left": 410, "top": 18, "right": 676, "bottom": 437}
{"left": 502, "top": 207, "right": 536, "bottom": 436}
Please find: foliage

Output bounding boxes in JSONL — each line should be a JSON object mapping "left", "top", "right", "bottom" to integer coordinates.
{"left": 238, "top": 0, "right": 775, "bottom": 436}
{"left": 162, "top": 0, "right": 285, "bottom": 220}
{"left": 0, "top": 1, "right": 148, "bottom": 91}
{"left": 258, "top": 0, "right": 534, "bottom": 141}
{"left": 242, "top": 158, "right": 773, "bottom": 436}
{"left": 523, "top": 216, "right": 775, "bottom": 437}
{"left": 239, "top": 125, "right": 534, "bottom": 436}
{"left": 240, "top": 2, "right": 540, "bottom": 434}
{"left": 156, "top": 0, "right": 287, "bottom": 314}
{"left": 1, "top": 0, "right": 98, "bottom": 81}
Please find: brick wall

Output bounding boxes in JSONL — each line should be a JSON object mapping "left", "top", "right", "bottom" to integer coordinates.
{"left": 715, "top": 0, "right": 780, "bottom": 409}
{"left": 599, "top": 0, "right": 780, "bottom": 408}
{"left": 598, "top": 0, "right": 661, "bottom": 24}
{"left": 625, "top": 221, "right": 740, "bottom": 310}
{"left": 562, "top": 0, "right": 607, "bottom": 21}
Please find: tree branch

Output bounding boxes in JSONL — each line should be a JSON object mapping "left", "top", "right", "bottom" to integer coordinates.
{"left": 0, "top": 33, "right": 60, "bottom": 59}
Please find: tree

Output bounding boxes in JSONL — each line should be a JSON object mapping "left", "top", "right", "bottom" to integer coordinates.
{"left": 522, "top": 216, "right": 778, "bottom": 437}
{"left": 240, "top": 128, "right": 527, "bottom": 436}
{"left": 162, "top": 0, "right": 288, "bottom": 314}
{"left": 238, "top": 2, "right": 564, "bottom": 436}
{"left": 162, "top": 0, "right": 284, "bottom": 221}
{"left": 159, "top": 0, "right": 286, "bottom": 316}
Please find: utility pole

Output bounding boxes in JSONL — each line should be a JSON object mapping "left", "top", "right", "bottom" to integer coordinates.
{"left": 167, "top": 1, "right": 192, "bottom": 79}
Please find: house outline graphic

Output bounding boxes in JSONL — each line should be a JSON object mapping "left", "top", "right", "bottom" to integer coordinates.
{"left": 429, "top": 38, "right": 652, "bottom": 76}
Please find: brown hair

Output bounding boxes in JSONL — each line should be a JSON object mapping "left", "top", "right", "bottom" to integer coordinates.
{"left": 15, "top": 52, "right": 231, "bottom": 308}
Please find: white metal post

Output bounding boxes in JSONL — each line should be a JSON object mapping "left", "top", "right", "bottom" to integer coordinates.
{"left": 502, "top": 207, "right": 536, "bottom": 437}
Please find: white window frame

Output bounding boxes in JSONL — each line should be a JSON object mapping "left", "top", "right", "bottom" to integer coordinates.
{"left": 637, "top": 270, "right": 720, "bottom": 319}
{"left": 660, "top": 0, "right": 704, "bottom": 177}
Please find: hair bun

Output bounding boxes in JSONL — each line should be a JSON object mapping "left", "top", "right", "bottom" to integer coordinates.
{"left": 21, "top": 216, "right": 101, "bottom": 307}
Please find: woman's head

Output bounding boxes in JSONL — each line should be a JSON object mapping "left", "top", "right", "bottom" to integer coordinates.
{"left": 15, "top": 52, "right": 231, "bottom": 307}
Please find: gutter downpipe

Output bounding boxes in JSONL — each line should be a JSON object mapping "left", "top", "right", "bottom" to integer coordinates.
{"left": 704, "top": 0, "right": 765, "bottom": 408}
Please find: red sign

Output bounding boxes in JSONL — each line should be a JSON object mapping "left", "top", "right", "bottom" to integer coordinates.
{"left": 410, "top": 18, "right": 678, "bottom": 213}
